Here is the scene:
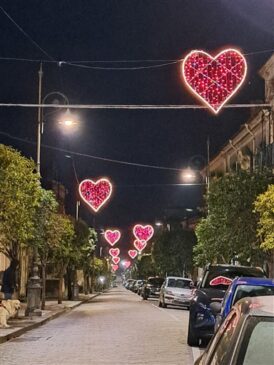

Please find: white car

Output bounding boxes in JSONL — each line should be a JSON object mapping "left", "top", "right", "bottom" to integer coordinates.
{"left": 158, "top": 276, "right": 193, "bottom": 309}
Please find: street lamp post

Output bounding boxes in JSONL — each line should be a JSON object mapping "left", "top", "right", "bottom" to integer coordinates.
{"left": 26, "top": 63, "right": 78, "bottom": 315}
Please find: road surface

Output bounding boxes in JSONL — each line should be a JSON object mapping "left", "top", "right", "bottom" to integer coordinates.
{"left": 0, "top": 287, "right": 201, "bottom": 365}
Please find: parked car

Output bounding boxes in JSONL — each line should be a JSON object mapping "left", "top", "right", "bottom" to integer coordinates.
{"left": 128, "top": 280, "right": 137, "bottom": 291}
{"left": 159, "top": 276, "right": 194, "bottom": 309}
{"left": 141, "top": 277, "right": 165, "bottom": 300}
{"left": 187, "top": 264, "right": 266, "bottom": 347}
{"left": 132, "top": 280, "right": 145, "bottom": 294}
{"left": 212, "top": 277, "right": 274, "bottom": 331}
{"left": 124, "top": 279, "right": 135, "bottom": 289}
{"left": 137, "top": 280, "right": 147, "bottom": 295}
{"left": 194, "top": 296, "right": 274, "bottom": 365}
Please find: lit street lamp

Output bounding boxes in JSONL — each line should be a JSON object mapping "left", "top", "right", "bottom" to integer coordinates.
{"left": 26, "top": 63, "right": 78, "bottom": 316}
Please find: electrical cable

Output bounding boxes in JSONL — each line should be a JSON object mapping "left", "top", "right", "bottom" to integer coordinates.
{"left": 0, "top": 6, "right": 55, "bottom": 61}
{"left": 0, "top": 130, "right": 182, "bottom": 172}
{"left": 0, "top": 103, "right": 270, "bottom": 110}
{"left": 0, "top": 48, "right": 273, "bottom": 70}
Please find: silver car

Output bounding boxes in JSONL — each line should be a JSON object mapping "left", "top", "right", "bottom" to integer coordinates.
{"left": 158, "top": 276, "right": 193, "bottom": 309}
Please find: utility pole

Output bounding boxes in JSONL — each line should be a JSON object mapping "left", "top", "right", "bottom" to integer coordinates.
{"left": 36, "top": 62, "right": 43, "bottom": 175}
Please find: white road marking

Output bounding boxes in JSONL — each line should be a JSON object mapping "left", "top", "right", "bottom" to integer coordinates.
{"left": 151, "top": 303, "right": 181, "bottom": 322}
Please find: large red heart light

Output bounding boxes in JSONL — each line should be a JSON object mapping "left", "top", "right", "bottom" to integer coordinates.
{"left": 104, "top": 229, "right": 121, "bottom": 246}
{"left": 79, "top": 178, "right": 112, "bottom": 212}
{"left": 109, "top": 248, "right": 120, "bottom": 258}
{"left": 133, "top": 224, "right": 154, "bottom": 242}
{"left": 128, "top": 250, "right": 138, "bottom": 259}
{"left": 182, "top": 48, "right": 247, "bottom": 114}
{"left": 112, "top": 256, "right": 120, "bottom": 264}
{"left": 133, "top": 240, "right": 147, "bottom": 253}
{"left": 111, "top": 264, "right": 119, "bottom": 272}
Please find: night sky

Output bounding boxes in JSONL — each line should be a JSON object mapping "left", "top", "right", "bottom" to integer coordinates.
{"left": 0, "top": 1, "right": 274, "bottom": 241}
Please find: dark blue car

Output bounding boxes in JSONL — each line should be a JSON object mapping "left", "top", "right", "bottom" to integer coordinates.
{"left": 187, "top": 264, "right": 266, "bottom": 347}
{"left": 213, "top": 276, "right": 274, "bottom": 330}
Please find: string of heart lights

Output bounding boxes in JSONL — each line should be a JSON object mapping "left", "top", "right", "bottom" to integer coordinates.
{"left": 182, "top": 48, "right": 247, "bottom": 114}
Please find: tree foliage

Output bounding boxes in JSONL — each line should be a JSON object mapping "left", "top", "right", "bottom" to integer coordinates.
{"left": 194, "top": 170, "right": 273, "bottom": 266}
{"left": 254, "top": 184, "right": 274, "bottom": 250}
{"left": 135, "top": 255, "right": 156, "bottom": 279}
{"left": 0, "top": 144, "right": 41, "bottom": 262}
{"left": 152, "top": 225, "right": 196, "bottom": 277}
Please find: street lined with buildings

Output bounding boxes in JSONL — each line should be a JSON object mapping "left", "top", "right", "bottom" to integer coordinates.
{"left": 0, "top": 287, "right": 198, "bottom": 365}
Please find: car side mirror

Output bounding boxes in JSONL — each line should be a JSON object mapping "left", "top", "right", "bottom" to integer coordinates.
{"left": 210, "top": 301, "right": 222, "bottom": 315}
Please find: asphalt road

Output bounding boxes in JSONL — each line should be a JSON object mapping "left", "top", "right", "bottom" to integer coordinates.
{"left": 0, "top": 287, "right": 201, "bottom": 365}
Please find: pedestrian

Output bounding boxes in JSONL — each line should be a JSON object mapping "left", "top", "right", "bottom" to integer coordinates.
{"left": 0, "top": 261, "right": 17, "bottom": 299}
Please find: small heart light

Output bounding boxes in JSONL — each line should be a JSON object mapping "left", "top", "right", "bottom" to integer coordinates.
{"left": 109, "top": 248, "right": 120, "bottom": 258}
{"left": 79, "top": 178, "right": 112, "bottom": 212}
{"left": 123, "top": 260, "right": 131, "bottom": 269}
{"left": 112, "top": 257, "right": 120, "bottom": 264}
{"left": 104, "top": 229, "right": 121, "bottom": 246}
{"left": 111, "top": 264, "right": 119, "bottom": 272}
{"left": 133, "top": 224, "right": 154, "bottom": 242}
{"left": 128, "top": 250, "right": 138, "bottom": 259}
{"left": 182, "top": 48, "right": 247, "bottom": 114}
{"left": 133, "top": 240, "right": 147, "bottom": 253}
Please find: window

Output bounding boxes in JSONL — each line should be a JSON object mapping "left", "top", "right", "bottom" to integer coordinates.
{"left": 237, "top": 316, "right": 274, "bottom": 365}
{"left": 232, "top": 285, "right": 274, "bottom": 306}
{"left": 208, "top": 312, "right": 239, "bottom": 364}
{"left": 167, "top": 279, "right": 191, "bottom": 288}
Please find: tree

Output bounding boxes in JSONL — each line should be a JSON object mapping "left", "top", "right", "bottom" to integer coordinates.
{"left": 32, "top": 189, "right": 59, "bottom": 309}
{"left": 254, "top": 184, "right": 274, "bottom": 250}
{"left": 0, "top": 144, "right": 41, "bottom": 289}
{"left": 50, "top": 214, "right": 75, "bottom": 304}
{"left": 194, "top": 170, "right": 273, "bottom": 267}
{"left": 135, "top": 254, "right": 156, "bottom": 279}
{"left": 67, "top": 220, "right": 96, "bottom": 298}
{"left": 152, "top": 225, "right": 196, "bottom": 277}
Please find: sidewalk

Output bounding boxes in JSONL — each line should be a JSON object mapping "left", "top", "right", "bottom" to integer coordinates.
{"left": 0, "top": 293, "right": 100, "bottom": 344}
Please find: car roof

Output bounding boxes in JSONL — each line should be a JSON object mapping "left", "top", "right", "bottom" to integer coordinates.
{"left": 232, "top": 277, "right": 274, "bottom": 286}
{"left": 234, "top": 296, "right": 274, "bottom": 317}
{"left": 166, "top": 276, "right": 192, "bottom": 280}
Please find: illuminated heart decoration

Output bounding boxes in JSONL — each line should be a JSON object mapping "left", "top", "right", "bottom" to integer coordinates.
{"left": 133, "top": 224, "right": 154, "bottom": 242}
{"left": 104, "top": 229, "right": 121, "bottom": 246}
{"left": 111, "top": 264, "right": 119, "bottom": 272}
{"left": 182, "top": 49, "right": 247, "bottom": 114}
{"left": 79, "top": 178, "right": 112, "bottom": 212}
{"left": 112, "top": 256, "right": 120, "bottom": 264}
{"left": 133, "top": 240, "right": 147, "bottom": 252}
{"left": 123, "top": 260, "right": 131, "bottom": 269}
{"left": 109, "top": 248, "right": 120, "bottom": 258}
{"left": 128, "top": 250, "right": 138, "bottom": 259}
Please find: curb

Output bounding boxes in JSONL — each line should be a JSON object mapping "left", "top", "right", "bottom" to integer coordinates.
{"left": 0, "top": 293, "right": 100, "bottom": 344}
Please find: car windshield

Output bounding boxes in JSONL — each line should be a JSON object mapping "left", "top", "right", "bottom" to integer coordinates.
{"left": 167, "top": 279, "right": 191, "bottom": 288}
{"left": 237, "top": 316, "right": 274, "bottom": 364}
{"left": 203, "top": 268, "right": 264, "bottom": 290}
{"left": 232, "top": 285, "right": 274, "bottom": 305}
{"left": 148, "top": 278, "right": 164, "bottom": 286}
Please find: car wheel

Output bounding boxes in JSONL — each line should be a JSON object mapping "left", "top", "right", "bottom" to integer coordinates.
{"left": 158, "top": 300, "right": 162, "bottom": 307}
{"left": 142, "top": 295, "right": 148, "bottom": 300}
{"left": 187, "top": 319, "right": 199, "bottom": 347}
{"left": 162, "top": 300, "right": 167, "bottom": 308}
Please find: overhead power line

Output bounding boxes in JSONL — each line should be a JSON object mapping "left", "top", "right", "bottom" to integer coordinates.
{"left": 0, "top": 6, "right": 55, "bottom": 61}
{"left": 0, "top": 103, "right": 271, "bottom": 110}
{"left": 0, "top": 130, "right": 182, "bottom": 172}
{"left": 0, "top": 48, "right": 273, "bottom": 70}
